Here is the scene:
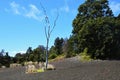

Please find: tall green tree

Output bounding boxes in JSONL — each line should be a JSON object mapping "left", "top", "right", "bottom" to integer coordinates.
{"left": 54, "top": 37, "right": 64, "bottom": 55}
{"left": 15, "top": 53, "right": 25, "bottom": 64}
{"left": 0, "top": 50, "right": 11, "bottom": 67}
{"left": 72, "top": 0, "right": 120, "bottom": 59}
{"left": 26, "top": 47, "right": 33, "bottom": 61}
{"left": 32, "top": 45, "right": 46, "bottom": 62}
{"left": 65, "top": 36, "right": 76, "bottom": 57}
{"left": 4, "top": 52, "right": 11, "bottom": 67}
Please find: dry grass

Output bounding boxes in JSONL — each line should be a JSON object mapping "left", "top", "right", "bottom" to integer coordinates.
{"left": 49, "top": 54, "right": 65, "bottom": 62}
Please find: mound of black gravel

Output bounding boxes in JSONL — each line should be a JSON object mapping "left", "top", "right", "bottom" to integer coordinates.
{"left": 0, "top": 57, "right": 120, "bottom": 80}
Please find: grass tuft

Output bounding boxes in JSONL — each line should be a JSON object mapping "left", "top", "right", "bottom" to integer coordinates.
{"left": 79, "top": 48, "right": 93, "bottom": 62}
{"left": 37, "top": 68, "right": 44, "bottom": 73}
{"left": 49, "top": 54, "right": 65, "bottom": 62}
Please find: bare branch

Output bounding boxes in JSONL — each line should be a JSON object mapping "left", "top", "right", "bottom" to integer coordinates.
{"left": 40, "top": 2, "right": 47, "bottom": 17}
{"left": 48, "top": 25, "right": 51, "bottom": 38}
{"left": 45, "top": 26, "right": 48, "bottom": 38}
{"left": 40, "top": 2, "right": 51, "bottom": 39}
{"left": 50, "top": 11, "right": 59, "bottom": 35}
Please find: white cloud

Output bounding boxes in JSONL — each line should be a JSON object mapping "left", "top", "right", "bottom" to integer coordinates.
{"left": 8, "top": 1, "right": 44, "bottom": 22}
{"left": 12, "top": 51, "right": 26, "bottom": 54}
{"left": 51, "top": 1, "right": 78, "bottom": 16}
{"left": 60, "top": 5, "right": 69, "bottom": 12}
{"left": 51, "top": 0, "right": 70, "bottom": 14}
{"left": 11, "top": 50, "right": 26, "bottom": 57}
{"left": 25, "top": 4, "right": 44, "bottom": 22}
{"left": 110, "top": 1, "right": 120, "bottom": 15}
{"left": 10, "top": 1, "right": 21, "bottom": 15}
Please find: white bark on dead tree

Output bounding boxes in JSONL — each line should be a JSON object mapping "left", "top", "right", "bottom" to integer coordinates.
{"left": 40, "top": 2, "right": 59, "bottom": 70}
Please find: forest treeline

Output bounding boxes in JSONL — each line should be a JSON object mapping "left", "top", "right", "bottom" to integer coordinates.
{"left": 0, "top": 37, "right": 69, "bottom": 67}
{"left": 0, "top": 0, "right": 120, "bottom": 67}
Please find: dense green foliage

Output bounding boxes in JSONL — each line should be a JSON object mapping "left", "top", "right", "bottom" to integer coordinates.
{"left": 0, "top": 46, "right": 46, "bottom": 67}
{"left": 71, "top": 0, "right": 120, "bottom": 59}
{"left": 15, "top": 45, "right": 46, "bottom": 64}
{"left": 0, "top": 50, "right": 11, "bottom": 67}
{"left": 64, "top": 37, "right": 76, "bottom": 57}
{"left": 54, "top": 37, "right": 64, "bottom": 55}
{"left": 49, "top": 37, "right": 65, "bottom": 59}
{"left": 49, "top": 46, "right": 57, "bottom": 59}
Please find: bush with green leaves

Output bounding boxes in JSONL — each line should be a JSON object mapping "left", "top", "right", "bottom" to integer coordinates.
{"left": 49, "top": 53, "right": 57, "bottom": 59}
{"left": 79, "top": 48, "right": 92, "bottom": 61}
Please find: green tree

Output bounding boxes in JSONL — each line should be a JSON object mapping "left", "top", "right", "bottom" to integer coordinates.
{"left": 0, "top": 49, "right": 4, "bottom": 67}
{"left": 0, "top": 50, "right": 12, "bottom": 67}
{"left": 54, "top": 37, "right": 64, "bottom": 55}
{"left": 4, "top": 52, "right": 11, "bottom": 67}
{"left": 65, "top": 36, "right": 76, "bottom": 57}
{"left": 32, "top": 45, "right": 46, "bottom": 62}
{"left": 15, "top": 53, "right": 25, "bottom": 64}
{"left": 26, "top": 47, "right": 33, "bottom": 61}
{"left": 72, "top": 0, "right": 120, "bottom": 59}
{"left": 49, "top": 46, "right": 57, "bottom": 59}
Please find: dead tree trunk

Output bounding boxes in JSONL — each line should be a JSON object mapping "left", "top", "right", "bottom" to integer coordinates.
{"left": 40, "top": 3, "right": 59, "bottom": 70}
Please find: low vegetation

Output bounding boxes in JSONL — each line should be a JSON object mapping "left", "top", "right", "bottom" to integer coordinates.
{"left": 37, "top": 68, "right": 44, "bottom": 73}
{"left": 49, "top": 54, "right": 65, "bottom": 62}
{"left": 79, "top": 48, "right": 92, "bottom": 62}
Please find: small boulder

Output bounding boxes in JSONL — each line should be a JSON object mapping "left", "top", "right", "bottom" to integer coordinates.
{"left": 43, "top": 63, "right": 56, "bottom": 70}
{"left": 26, "top": 64, "right": 37, "bottom": 73}
{"left": 1, "top": 66, "right": 6, "bottom": 68}
{"left": 10, "top": 63, "right": 21, "bottom": 68}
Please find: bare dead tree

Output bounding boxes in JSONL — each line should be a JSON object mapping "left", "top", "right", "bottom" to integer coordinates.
{"left": 40, "top": 3, "right": 59, "bottom": 70}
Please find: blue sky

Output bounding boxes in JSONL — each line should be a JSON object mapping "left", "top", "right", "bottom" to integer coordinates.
{"left": 0, "top": 0, "right": 120, "bottom": 56}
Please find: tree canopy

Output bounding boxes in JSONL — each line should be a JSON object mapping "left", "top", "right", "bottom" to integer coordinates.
{"left": 72, "top": 0, "right": 120, "bottom": 59}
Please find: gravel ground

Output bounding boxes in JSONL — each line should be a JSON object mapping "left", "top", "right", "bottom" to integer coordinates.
{"left": 0, "top": 57, "right": 120, "bottom": 80}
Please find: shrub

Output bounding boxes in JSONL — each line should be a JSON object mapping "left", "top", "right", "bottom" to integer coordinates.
{"left": 65, "top": 52, "right": 76, "bottom": 58}
{"left": 49, "top": 53, "right": 57, "bottom": 59}
{"left": 79, "top": 48, "right": 92, "bottom": 62}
